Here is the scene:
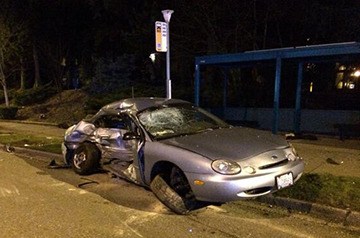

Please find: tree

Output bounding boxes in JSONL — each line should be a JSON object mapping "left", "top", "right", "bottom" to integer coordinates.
{"left": 0, "top": 16, "right": 25, "bottom": 106}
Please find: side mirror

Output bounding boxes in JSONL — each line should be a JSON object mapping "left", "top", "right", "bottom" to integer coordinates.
{"left": 123, "top": 132, "right": 140, "bottom": 141}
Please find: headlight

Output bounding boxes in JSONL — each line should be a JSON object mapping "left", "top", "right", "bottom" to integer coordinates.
{"left": 71, "top": 131, "right": 82, "bottom": 139}
{"left": 65, "top": 130, "right": 83, "bottom": 142}
{"left": 212, "top": 160, "right": 241, "bottom": 175}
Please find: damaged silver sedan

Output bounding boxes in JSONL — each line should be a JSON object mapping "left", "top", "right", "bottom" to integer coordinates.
{"left": 62, "top": 98, "right": 304, "bottom": 214}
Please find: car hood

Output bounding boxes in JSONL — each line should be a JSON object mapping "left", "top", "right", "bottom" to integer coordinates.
{"left": 161, "top": 127, "right": 288, "bottom": 161}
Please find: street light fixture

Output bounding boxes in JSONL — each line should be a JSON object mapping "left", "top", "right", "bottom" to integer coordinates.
{"left": 149, "top": 53, "right": 156, "bottom": 63}
{"left": 162, "top": 9, "right": 174, "bottom": 99}
{"left": 162, "top": 9, "right": 174, "bottom": 22}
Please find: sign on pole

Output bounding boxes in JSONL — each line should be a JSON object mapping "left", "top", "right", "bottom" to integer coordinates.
{"left": 155, "top": 21, "right": 167, "bottom": 52}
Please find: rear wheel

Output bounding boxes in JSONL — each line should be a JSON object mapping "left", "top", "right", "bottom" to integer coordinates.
{"left": 72, "top": 143, "right": 100, "bottom": 175}
{"left": 150, "top": 166, "right": 203, "bottom": 215}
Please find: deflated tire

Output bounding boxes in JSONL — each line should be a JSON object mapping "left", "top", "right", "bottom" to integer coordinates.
{"left": 150, "top": 174, "right": 190, "bottom": 215}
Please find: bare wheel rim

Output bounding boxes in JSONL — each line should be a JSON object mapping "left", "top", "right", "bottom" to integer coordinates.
{"left": 73, "top": 152, "right": 87, "bottom": 169}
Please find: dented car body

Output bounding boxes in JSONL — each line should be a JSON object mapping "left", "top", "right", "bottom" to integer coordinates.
{"left": 62, "top": 98, "right": 304, "bottom": 214}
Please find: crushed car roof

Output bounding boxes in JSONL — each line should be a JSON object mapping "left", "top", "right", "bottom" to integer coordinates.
{"left": 101, "top": 97, "right": 191, "bottom": 113}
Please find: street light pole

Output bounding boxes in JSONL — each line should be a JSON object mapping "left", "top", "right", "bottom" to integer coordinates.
{"left": 162, "top": 9, "right": 174, "bottom": 99}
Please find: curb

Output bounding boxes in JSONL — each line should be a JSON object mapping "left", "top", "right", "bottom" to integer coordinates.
{"left": 258, "top": 195, "right": 360, "bottom": 228}
{"left": 2, "top": 143, "right": 64, "bottom": 166}
{"left": 11, "top": 145, "right": 63, "bottom": 161}
{"left": 0, "top": 119, "right": 59, "bottom": 127}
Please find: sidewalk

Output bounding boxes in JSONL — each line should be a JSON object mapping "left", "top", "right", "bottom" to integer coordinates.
{"left": 291, "top": 136, "right": 360, "bottom": 177}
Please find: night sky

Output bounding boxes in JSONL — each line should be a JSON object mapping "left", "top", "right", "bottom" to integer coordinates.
{"left": 0, "top": 0, "right": 359, "bottom": 108}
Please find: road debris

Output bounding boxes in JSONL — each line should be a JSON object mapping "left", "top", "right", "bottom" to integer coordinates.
{"left": 4, "top": 144, "right": 15, "bottom": 153}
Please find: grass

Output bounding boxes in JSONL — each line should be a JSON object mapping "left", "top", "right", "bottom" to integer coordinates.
{"left": 275, "top": 173, "right": 360, "bottom": 211}
{"left": 0, "top": 133, "right": 63, "bottom": 154}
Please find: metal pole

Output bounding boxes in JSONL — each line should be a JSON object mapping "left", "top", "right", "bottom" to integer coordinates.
{"left": 162, "top": 10, "right": 173, "bottom": 99}
{"left": 294, "top": 62, "right": 303, "bottom": 134}
{"left": 272, "top": 57, "right": 282, "bottom": 134}
{"left": 194, "top": 63, "right": 200, "bottom": 106}
{"left": 166, "top": 22, "right": 171, "bottom": 99}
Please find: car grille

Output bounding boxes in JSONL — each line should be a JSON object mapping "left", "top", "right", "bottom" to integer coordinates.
{"left": 244, "top": 186, "right": 273, "bottom": 195}
{"left": 258, "top": 158, "right": 289, "bottom": 170}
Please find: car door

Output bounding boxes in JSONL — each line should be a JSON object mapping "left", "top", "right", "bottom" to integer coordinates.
{"left": 93, "top": 113, "right": 146, "bottom": 185}
{"left": 93, "top": 113, "right": 137, "bottom": 162}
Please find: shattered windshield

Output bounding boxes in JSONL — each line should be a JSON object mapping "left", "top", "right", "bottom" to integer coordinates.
{"left": 137, "top": 104, "right": 229, "bottom": 140}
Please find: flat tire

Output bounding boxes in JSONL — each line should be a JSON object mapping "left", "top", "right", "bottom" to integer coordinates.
{"left": 150, "top": 174, "right": 190, "bottom": 215}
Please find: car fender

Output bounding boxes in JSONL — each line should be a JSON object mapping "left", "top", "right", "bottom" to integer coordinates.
{"left": 143, "top": 141, "right": 214, "bottom": 184}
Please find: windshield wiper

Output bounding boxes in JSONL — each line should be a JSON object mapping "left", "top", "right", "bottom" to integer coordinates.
{"left": 155, "top": 126, "right": 226, "bottom": 140}
{"left": 155, "top": 131, "right": 197, "bottom": 140}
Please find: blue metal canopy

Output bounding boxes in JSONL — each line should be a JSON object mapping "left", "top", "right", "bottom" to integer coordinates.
{"left": 194, "top": 42, "right": 360, "bottom": 134}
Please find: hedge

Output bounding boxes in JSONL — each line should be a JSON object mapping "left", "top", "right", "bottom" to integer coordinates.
{"left": 0, "top": 106, "right": 18, "bottom": 119}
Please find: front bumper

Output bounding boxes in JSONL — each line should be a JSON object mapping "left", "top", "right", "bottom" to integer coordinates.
{"left": 185, "top": 160, "right": 304, "bottom": 203}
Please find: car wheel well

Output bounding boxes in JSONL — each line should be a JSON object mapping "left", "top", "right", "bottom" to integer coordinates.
{"left": 150, "top": 161, "right": 177, "bottom": 182}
